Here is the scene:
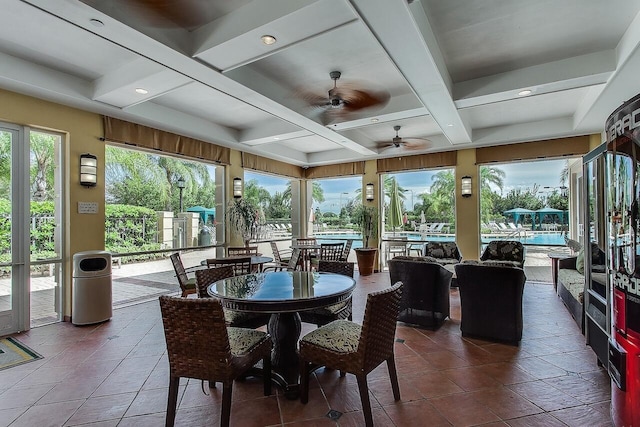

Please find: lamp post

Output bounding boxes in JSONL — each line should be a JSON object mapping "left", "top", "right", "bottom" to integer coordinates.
{"left": 403, "top": 189, "right": 414, "bottom": 212}
{"left": 177, "top": 177, "right": 185, "bottom": 212}
{"left": 339, "top": 192, "right": 348, "bottom": 227}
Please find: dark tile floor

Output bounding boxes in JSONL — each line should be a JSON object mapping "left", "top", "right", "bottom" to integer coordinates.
{"left": 0, "top": 272, "right": 612, "bottom": 426}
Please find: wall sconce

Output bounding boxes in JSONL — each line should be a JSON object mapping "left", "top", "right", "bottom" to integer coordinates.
{"left": 80, "top": 153, "right": 97, "bottom": 187}
{"left": 365, "top": 183, "right": 374, "bottom": 202}
{"left": 461, "top": 176, "right": 472, "bottom": 198}
{"left": 233, "top": 177, "right": 243, "bottom": 198}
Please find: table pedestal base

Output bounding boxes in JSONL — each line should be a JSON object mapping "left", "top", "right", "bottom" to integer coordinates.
{"left": 268, "top": 312, "right": 302, "bottom": 399}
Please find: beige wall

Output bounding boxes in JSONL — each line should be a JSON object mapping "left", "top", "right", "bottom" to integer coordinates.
{"left": 0, "top": 89, "right": 105, "bottom": 317}
{"left": 455, "top": 149, "right": 481, "bottom": 260}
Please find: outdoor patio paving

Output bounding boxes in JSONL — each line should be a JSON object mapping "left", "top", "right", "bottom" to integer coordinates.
{"left": 4, "top": 244, "right": 565, "bottom": 328}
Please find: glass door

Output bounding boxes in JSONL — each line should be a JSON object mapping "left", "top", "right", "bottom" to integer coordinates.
{"left": 0, "top": 124, "right": 29, "bottom": 335}
{"left": 29, "top": 131, "right": 63, "bottom": 327}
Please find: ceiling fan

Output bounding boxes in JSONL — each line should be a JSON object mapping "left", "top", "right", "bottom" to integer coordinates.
{"left": 376, "top": 125, "right": 431, "bottom": 151}
{"left": 124, "top": 0, "right": 214, "bottom": 29}
{"left": 300, "top": 71, "right": 389, "bottom": 124}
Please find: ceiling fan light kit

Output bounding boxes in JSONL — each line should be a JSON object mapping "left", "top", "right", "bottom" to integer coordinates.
{"left": 375, "top": 125, "right": 430, "bottom": 151}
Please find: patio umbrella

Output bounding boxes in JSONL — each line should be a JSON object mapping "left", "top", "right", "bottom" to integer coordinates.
{"left": 388, "top": 179, "right": 403, "bottom": 234}
{"left": 420, "top": 211, "right": 426, "bottom": 224}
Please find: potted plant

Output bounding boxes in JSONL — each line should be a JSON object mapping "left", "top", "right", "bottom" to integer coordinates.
{"left": 227, "top": 198, "right": 259, "bottom": 247}
{"left": 354, "top": 205, "right": 378, "bottom": 276}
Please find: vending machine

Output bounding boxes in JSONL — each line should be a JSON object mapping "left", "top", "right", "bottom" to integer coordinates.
{"left": 606, "top": 93, "right": 640, "bottom": 426}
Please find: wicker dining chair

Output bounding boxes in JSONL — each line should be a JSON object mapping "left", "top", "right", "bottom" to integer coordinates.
{"left": 299, "top": 282, "right": 403, "bottom": 427}
{"left": 340, "top": 239, "right": 354, "bottom": 262}
{"left": 195, "top": 266, "right": 270, "bottom": 329}
{"left": 299, "top": 260, "right": 354, "bottom": 327}
{"left": 206, "top": 256, "right": 252, "bottom": 275}
{"left": 264, "top": 248, "right": 302, "bottom": 272}
{"left": 159, "top": 296, "right": 272, "bottom": 427}
{"left": 169, "top": 252, "right": 197, "bottom": 297}
{"left": 269, "top": 241, "right": 291, "bottom": 270}
{"left": 310, "top": 242, "right": 344, "bottom": 270}
{"left": 228, "top": 246, "right": 259, "bottom": 256}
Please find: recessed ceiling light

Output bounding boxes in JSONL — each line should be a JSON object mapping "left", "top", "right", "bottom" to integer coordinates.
{"left": 273, "top": 137, "right": 280, "bottom": 140}
{"left": 518, "top": 89, "right": 533, "bottom": 96}
{"left": 371, "top": 118, "right": 379, "bottom": 123}
{"left": 135, "top": 88, "right": 148, "bottom": 94}
{"left": 89, "top": 19, "right": 104, "bottom": 27}
{"left": 261, "top": 35, "right": 277, "bottom": 45}
{"left": 446, "top": 123, "right": 454, "bottom": 127}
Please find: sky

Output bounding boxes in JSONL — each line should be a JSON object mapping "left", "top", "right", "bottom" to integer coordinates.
{"left": 246, "top": 157, "right": 577, "bottom": 214}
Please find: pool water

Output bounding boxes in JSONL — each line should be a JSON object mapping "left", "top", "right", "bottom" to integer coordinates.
{"left": 315, "top": 232, "right": 565, "bottom": 246}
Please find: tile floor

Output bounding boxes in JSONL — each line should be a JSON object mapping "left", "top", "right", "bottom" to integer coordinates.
{"left": 0, "top": 271, "right": 612, "bottom": 426}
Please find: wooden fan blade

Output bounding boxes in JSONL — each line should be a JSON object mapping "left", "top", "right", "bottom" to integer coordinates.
{"left": 128, "top": 0, "right": 211, "bottom": 28}
{"left": 402, "top": 138, "right": 431, "bottom": 150}
{"left": 336, "top": 88, "right": 390, "bottom": 112}
{"left": 298, "top": 91, "right": 332, "bottom": 109}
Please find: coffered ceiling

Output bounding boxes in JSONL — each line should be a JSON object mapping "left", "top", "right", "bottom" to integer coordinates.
{"left": 2, "top": 0, "right": 640, "bottom": 166}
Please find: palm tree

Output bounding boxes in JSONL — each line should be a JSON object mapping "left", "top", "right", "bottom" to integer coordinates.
{"left": 480, "top": 166, "right": 506, "bottom": 192}
{"left": 283, "top": 182, "right": 325, "bottom": 204}
{"left": 430, "top": 170, "right": 455, "bottom": 195}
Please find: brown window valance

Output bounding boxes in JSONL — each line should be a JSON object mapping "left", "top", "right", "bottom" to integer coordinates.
{"left": 377, "top": 151, "right": 457, "bottom": 173}
{"left": 242, "top": 152, "right": 304, "bottom": 178}
{"left": 103, "top": 116, "right": 230, "bottom": 164}
{"left": 304, "top": 161, "right": 365, "bottom": 179}
{"left": 476, "top": 136, "right": 591, "bottom": 164}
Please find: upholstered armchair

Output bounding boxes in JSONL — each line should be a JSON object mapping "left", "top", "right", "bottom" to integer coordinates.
{"left": 423, "top": 241, "right": 462, "bottom": 265}
{"left": 388, "top": 256, "right": 452, "bottom": 328}
{"left": 454, "top": 261, "right": 526, "bottom": 343}
{"left": 480, "top": 240, "right": 525, "bottom": 268}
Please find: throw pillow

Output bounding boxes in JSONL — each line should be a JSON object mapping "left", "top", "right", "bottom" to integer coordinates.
{"left": 576, "top": 249, "right": 585, "bottom": 274}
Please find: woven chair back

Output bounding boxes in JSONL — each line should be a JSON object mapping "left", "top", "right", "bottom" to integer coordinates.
{"left": 159, "top": 296, "right": 232, "bottom": 380}
{"left": 206, "top": 256, "right": 252, "bottom": 275}
{"left": 295, "top": 237, "right": 317, "bottom": 246}
{"left": 341, "top": 239, "right": 353, "bottom": 261}
{"left": 228, "top": 246, "right": 259, "bottom": 256}
{"left": 270, "top": 241, "right": 285, "bottom": 264}
{"left": 358, "top": 282, "right": 403, "bottom": 373}
{"left": 169, "top": 253, "right": 190, "bottom": 292}
{"left": 286, "top": 248, "right": 302, "bottom": 270}
{"left": 320, "top": 243, "right": 344, "bottom": 261}
{"left": 318, "top": 260, "right": 355, "bottom": 278}
{"left": 195, "top": 266, "right": 234, "bottom": 298}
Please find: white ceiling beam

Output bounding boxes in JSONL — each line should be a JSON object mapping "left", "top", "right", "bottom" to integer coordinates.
{"left": 574, "top": 10, "right": 640, "bottom": 131}
{"left": 24, "top": 0, "right": 377, "bottom": 156}
{"left": 192, "top": 0, "right": 356, "bottom": 71}
{"left": 350, "top": 0, "right": 472, "bottom": 144}
{"left": 454, "top": 51, "right": 615, "bottom": 109}
{"left": 239, "top": 120, "right": 312, "bottom": 146}
{"left": 0, "top": 51, "right": 95, "bottom": 106}
{"left": 471, "top": 117, "right": 582, "bottom": 147}
{"left": 93, "top": 58, "right": 192, "bottom": 108}
{"left": 307, "top": 148, "right": 367, "bottom": 165}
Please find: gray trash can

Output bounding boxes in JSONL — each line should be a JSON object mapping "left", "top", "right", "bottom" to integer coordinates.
{"left": 72, "top": 250, "right": 112, "bottom": 325}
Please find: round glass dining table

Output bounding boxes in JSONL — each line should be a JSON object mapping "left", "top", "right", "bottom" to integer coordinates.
{"left": 208, "top": 271, "right": 355, "bottom": 397}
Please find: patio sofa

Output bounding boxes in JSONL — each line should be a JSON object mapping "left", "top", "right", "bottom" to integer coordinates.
{"left": 557, "top": 243, "right": 606, "bottom": 329}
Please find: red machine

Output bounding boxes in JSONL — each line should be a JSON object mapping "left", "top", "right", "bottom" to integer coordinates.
{"left": 607, "top": 93, "right": 640, "bottom": 426}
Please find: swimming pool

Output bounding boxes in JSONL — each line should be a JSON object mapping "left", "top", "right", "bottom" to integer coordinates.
{"left": 314, "top": 232, "right": 565, "bottom": 246}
